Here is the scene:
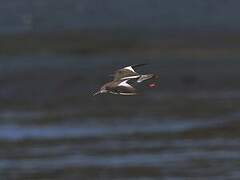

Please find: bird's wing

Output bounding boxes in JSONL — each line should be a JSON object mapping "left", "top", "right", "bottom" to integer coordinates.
{"left": 112, "top": 63, "right": 147, "bottom": 81}
{"left": 129, "top": 63, "right": 148, "bottom": 70}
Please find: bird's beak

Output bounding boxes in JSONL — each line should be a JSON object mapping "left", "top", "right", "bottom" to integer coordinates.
{"left": 93, "top": 91, "right": 101, "bottom": 96}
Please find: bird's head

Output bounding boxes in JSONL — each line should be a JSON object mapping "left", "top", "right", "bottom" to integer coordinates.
{"left": 93, "top": 86, "right": 108, "bottom": 96}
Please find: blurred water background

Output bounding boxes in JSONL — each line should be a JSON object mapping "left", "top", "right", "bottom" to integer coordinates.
{"left": 1, "top": 1, "right": 240, "bottom": 179}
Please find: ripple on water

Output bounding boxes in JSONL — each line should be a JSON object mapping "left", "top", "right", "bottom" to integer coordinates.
{"left": 0, "top": 114, "right": 240, "bottom": 179}
{"left": 0, "top": 116, "right": 234, "bottom": 141}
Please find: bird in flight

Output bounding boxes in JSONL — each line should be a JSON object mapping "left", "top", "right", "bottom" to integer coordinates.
{"left": 93, "top": 64, "right": 158, "bottom": 96}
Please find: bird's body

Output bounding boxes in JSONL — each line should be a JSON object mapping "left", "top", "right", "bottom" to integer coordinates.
{"left": 93, "top": 64, "right": 158, "bottom": 96}
{"left": 93, "top": 79, "right": 137, "bottom": 96}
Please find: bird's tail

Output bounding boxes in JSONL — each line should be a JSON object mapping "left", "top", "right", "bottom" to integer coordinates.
{"left": 137, "top": 74, "right": 158, "bottom": 83}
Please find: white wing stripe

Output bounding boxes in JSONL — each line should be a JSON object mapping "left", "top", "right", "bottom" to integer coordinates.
{"left": 118, "top": 80, "right": 132, "bottom": 88}
{"left": 124, "top": 66, "right": 135, "bottom": 72}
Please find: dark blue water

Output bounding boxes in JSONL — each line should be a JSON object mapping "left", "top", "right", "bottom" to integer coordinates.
{"left": 1, "top": 0, "right": 240, "bottom": 33}
{"left": 1, "top": 0, "right": 240, "bottom": 178}
{"left": 1, "top": 112, "right": 240, "bottom": 179}
{"left": 0, "top": 54, "right": 240, "bottom": 179}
